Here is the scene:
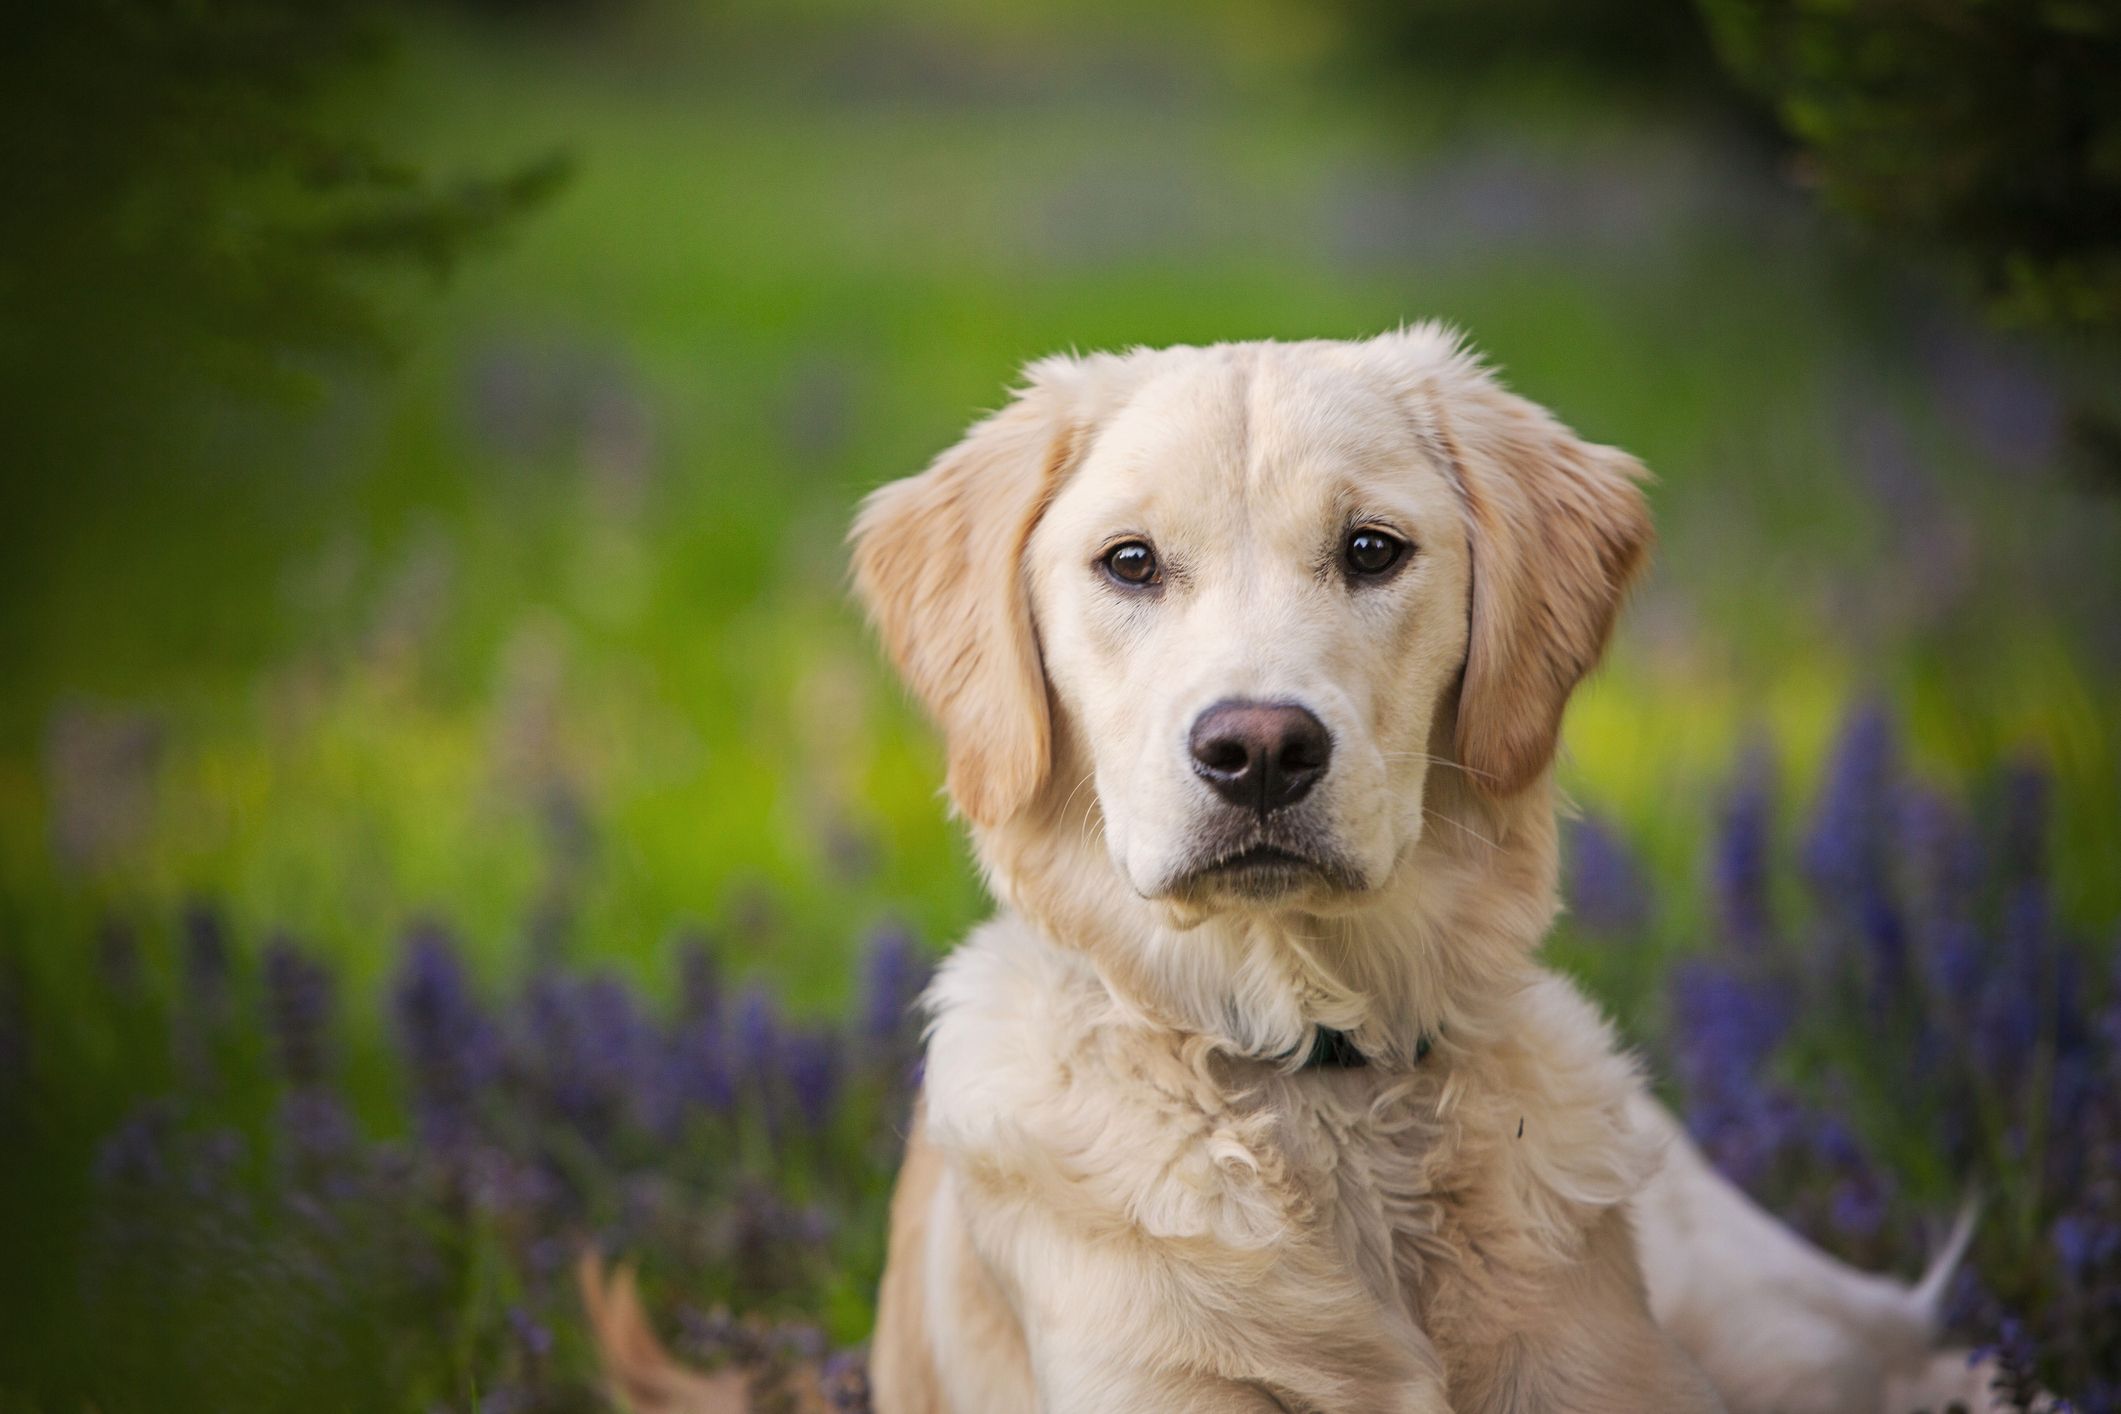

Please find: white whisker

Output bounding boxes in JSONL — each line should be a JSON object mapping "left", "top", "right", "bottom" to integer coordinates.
{"left": 1060, "top": 768, "right": 1104, "bottom": 855}
{"left": 1378, "top": 751, "right": 1500, "bottom": 784}
{"left": 1422, "top": 805, "right": 1497, "bottom": 852}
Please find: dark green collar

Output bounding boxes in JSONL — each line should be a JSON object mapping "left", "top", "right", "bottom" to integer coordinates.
{"left": 1298, "top": 1027, "right": 1432, "bottom": 1070}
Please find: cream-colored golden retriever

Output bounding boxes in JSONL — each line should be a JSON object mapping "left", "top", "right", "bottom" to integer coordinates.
{"left": 589, "top": 329, "right": 1998, "bottom": 1414}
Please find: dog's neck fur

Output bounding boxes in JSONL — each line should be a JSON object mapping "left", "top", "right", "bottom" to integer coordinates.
{"left": 973, "top": 748, "right": 1563, "bottom": 1072}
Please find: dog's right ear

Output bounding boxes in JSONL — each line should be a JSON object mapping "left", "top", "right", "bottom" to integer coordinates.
{"left": 850, "top": 358, "right": 1102, "bottom": 830}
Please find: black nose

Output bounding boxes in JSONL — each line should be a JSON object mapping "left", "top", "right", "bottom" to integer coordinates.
{"left": 1188, "top": 699, "right": 1333, "bottom": 815}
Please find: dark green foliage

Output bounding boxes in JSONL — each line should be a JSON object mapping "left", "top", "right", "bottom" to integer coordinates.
{"left": 1327, "top": 0, "right": 1731, "bottom": 102}
{"left": 1699, "top": 0, "right": 2121, "bottom": 330}
{"left": 0, "top": 0, "right": 569, "bottom": 469}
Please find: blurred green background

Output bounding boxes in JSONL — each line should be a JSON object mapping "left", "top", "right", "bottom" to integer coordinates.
{"left": 4, "top": 0, "right": 2116, "bottom": 1039}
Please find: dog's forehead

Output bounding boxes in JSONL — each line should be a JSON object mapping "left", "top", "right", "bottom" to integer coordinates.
{"left": 1078, "top": 345, "right": 1429, "bottom": 507}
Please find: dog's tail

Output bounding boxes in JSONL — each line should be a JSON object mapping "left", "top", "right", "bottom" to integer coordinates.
{"left": 1909, "top": 1194, "right": 1979, "bottom": 1336}
{"left": 577, "top": 1250, "right": 838, "bottom": 1414}
{"left": 577, "top": 1251, "right": 748, "bottom": 1414}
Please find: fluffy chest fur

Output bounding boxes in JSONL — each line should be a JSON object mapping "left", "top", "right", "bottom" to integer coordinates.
{"left": 921, "top": 915, "right": 1659, "bottom": 1387}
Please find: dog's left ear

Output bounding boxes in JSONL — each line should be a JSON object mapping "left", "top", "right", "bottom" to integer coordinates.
{"left": 850, "top": 356, "right": 1108, "bottom": 829}
{"left": 1366, "top": 327, "right": 1654, "bottom": 797}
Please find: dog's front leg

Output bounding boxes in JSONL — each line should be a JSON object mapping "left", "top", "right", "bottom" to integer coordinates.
{"left": 1033, "top": 1352, "right": 1289, "bottom": 1413}
{"left": 1002, "top": 1233, "right": 1453, "bottom": 1414}
{"left": 1033, "top": 1344, "right": 1452, "bottom": 1414}
{"left": 1022, "top": 1289, "right": 1453, "bottom": 1414}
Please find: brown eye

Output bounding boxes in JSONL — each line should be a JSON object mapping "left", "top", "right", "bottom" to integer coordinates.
{"left": 1344, "top": 528, "right": 1408, "bottom": 579}
{"left": 1102, "top": 540, "right": 1159, "bottom": 588}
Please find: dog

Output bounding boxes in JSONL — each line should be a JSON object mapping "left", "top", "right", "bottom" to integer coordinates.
{"left": 587, "top": 329, "right": 1996, "bottom": 1413}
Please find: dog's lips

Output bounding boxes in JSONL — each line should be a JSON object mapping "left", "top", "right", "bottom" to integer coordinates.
{"left": 1162, "top": 837, "right": 1364, "bottom": 901}
{"left": 1203, "top": 844, "right": 1320, "bottom": 877}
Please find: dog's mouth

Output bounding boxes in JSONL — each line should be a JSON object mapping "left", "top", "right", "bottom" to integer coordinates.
{"left": 1164, "top": 837, "right": 1365, "bottom": 902}
{"left": 1205, "top": 844, "right": 1318, "bottom": 878}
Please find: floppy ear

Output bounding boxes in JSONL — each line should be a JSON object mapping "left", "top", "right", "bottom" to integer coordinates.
{"left": 1374, "top": 328, "right": 1653, "bottom": 797}
{"left": 849, "top": 363, "right": 1091, "bottom": 828}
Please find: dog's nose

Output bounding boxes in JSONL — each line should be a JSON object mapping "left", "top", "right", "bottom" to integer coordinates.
{"left": 1188, "top": 699, "right": 1332, "bottom": 815}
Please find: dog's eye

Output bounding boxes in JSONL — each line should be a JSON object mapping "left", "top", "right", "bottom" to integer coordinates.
{"left": 1102, "top": 540, "right": 1160, "bottom": 588}
{"left": 1343, "top": 528, "right": 1408, "bottom": 578}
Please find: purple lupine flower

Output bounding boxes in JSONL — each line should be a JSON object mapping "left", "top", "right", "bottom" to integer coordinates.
{"left": 1801, "top": 705, "right": 1914, "bottom": 1014}
{"left": 526, "top": 1234, "right": 571, "bottom": 1279}
{"left": 822, "top": 1348, "right": 874, "bottom": 1412}
{"left": 1807, "top": 1111, "right": 1894, "bottom": 1244}
{"left": 1564, "top": 812, "right": 1651, "bottom": 936}
{"left": 173, "top": 904, "right": 239, "bottom": 1101}
{"left": 662, "top": 938, "right": 734, "bottom": 1124}
{"left": 577, "top": 974, "right": 651, "bottom": 1103}
{"left": 2055, "top": 1212, "right": 2121, "bottom": 1282}
{"left": 1711, "top": 746, "right": 1777, "bottom": 952}
{"left": 181, "top": 1127, "right": 248, "bottom": 1202}
{"left": 1975, "top": 1316, "right": 2050, "bottom": 1413}
{"left": 1945, "top": 1262, "right": 2001, "bottom": 1335}
{"left": 1895, "top": 782, "right": 2006, "bottom": 1143}
{"left": 1923, "top": 916, "right": 1988, "bottom": 1019}
{"left": 665, "top": 962, "right": 734, "bottom": 1126}
{"left": 678, "top": 935, "right": 723, "bottom": 1020}
{"left": 98, "top": 917, "right": 143, "bottom": 1001}
{"left": 541, "top": 777, "right": 597, "bottom": 880}
{"left": 261, "top": 937, "right": 335, "bottom": 1087}
{"left": 735, "top": 984, "right": 782, "bottom": 1095}
{"left": 1851, "top": 878, "right": 1913, "bottom": 1020}
{"left": 608, "top": 1172, "right": 684, "bottom": 1255}
{"left": 1972, "top": 886, "right": 2053, "bottom": 1085}
{"left": 391, "top": 924, "right": 502, "bottom": 1150}
{"left": 518, "top": 969, "right": 651, "bottom": 1143}
{"left": 774, "top": 1320, "right": 829, "bottom": 1363}
{"left": 93, "top": 1103, "right": 175, "bottom": 1187}
{"left": 506, "top": 1305, "right": 553, "bottom": 1360}
{"left": 1998, "top": 761, "right": 2051, "bottom": 887}
{"left": 1673, "top": 962, "right": 1899, "bottom": 1255}
{"left": 858, "top": 927, "right": 926, "bottom": 1051}
{"left": 1897, "top": 785, "right": 1981, "bottom": 921}
{"left": 724, "top": 1180, "right": 833, "bottom": 1301}
{"left": 277, "top": 1089, "right": 357, "bottom": 1178}
{"left": 1846, "top": 401, "right": 1927, "bottom": 514}
{"left": 1920, "top": 324, "right": 2065, "bottom": 474}
{"left": 675, "top": 1302, "right": 743, "bottom": 1365}
{"left": 181, "top": 899, "right": 232, "bottom": 1005}
{"left": 1801, "top": 704, "right": 1897, "bottom": 904}
{"left": 783, "top": 1027, "right": 843, "bottom": 1130}
{"left": 732, "top": 983, "right": 796, "bottom": 1147}
{"left": 1827, "top": 1175, "right": 1889, "bottom": 1242}
{"left": 1671, "top": 960, "right": 1791, "bottom": 1085}
{"left": 1668, "top": 959, "right": 1811, "bottom": 1191}
{"left": 459, "top": 1145, "right": 562, "bottom": 1219}
{"left": 1898, "top": 785, "right": 1987, "bottom": 1055}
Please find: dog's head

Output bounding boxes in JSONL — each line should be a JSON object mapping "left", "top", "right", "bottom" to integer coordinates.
{"left": 852, "top": 329, "right": 1649, "bottom": 938}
